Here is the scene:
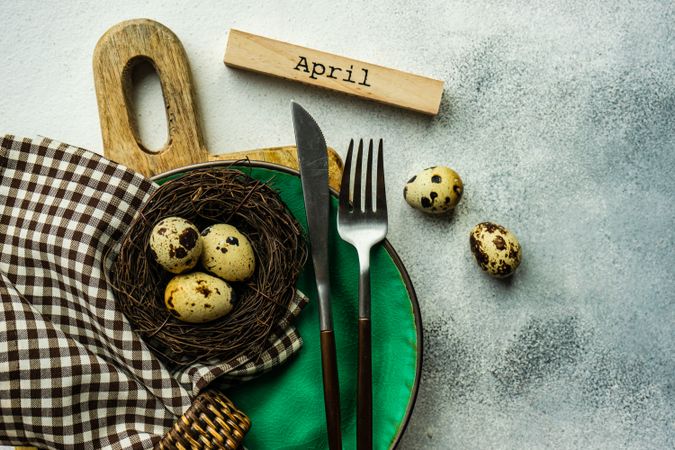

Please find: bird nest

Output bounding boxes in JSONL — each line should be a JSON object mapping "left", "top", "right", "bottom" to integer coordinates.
{"left": 107, "top": 166, "right": 307, "bottom": 366}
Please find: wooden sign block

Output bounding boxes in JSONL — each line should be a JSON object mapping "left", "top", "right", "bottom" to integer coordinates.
{"left": 224, "top": 29, "right": 444, "bottom": 115}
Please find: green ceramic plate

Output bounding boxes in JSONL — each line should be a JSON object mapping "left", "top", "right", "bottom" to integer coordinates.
{"left": 155, "top": 161, "right": 422, "bottom": 450}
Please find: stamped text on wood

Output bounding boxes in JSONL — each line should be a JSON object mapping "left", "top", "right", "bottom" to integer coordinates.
{"left": 224, "top": 29, "right": 444, "bottom": 115}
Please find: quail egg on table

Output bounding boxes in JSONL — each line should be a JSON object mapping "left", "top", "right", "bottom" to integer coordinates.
{"left": 469, "top": 222, "right": 522, "bottom": 278}
{"left": 201, "top": 224, "right": 256, "bottom": 282}
{"left": 404, "top": 166, "right": 463, "bottom": 214}
{"left": 164, "top": 272, "right": 234, "bottom": 323}
{"left": 149, "top": 217, "right": 203, "bottom": 274}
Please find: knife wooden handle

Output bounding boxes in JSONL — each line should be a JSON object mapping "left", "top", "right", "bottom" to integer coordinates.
{"left": 320, "top": 329, "right": 342, "bottom": 450}
{"left": 358, "top": 317, "right": 373, "bottom": 450}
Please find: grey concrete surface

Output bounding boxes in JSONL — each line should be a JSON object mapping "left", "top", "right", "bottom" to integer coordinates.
{"left": 1, "top": 1, "right": 673, "bottom": 449}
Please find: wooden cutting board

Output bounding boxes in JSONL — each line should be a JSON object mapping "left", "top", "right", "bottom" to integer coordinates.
{"left": 93, "top": 19, "right": 343, "bottom": 189}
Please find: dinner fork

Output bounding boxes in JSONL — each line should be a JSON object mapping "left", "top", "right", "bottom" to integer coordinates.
{"left": 337, "top": 138, "right": 388, "bottom": 450}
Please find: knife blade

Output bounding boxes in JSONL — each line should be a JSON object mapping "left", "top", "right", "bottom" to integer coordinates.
{"left": 291, "top": 101, "right": 342, "bottom": 450}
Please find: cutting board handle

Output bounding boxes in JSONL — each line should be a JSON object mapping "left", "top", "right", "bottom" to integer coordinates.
{"left": 93, "top": 19, "right": 208, "bottom": 176}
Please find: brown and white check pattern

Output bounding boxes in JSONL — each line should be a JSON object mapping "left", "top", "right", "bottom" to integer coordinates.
{"left": 0, "top": 136, "right": 307, "bottom": 450}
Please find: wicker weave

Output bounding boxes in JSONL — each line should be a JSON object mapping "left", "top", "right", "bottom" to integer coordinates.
{"left": 158, "top": 390, "right": 251, "bottom": 449}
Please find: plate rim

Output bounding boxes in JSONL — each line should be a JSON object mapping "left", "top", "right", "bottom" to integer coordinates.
{"left": 152, "top": 159, "right": 423, "bottom": 449}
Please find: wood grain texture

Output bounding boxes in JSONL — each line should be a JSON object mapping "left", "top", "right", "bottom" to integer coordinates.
{"left": 93, "top": 19, "right": 208, "bottom": 176}
{"left": 224, "top": 29, "right": 444, "bottom": 115}
{"left": 94, "top": 19, "right": 343, "bottom": 190}
{"left": 210, "top": 145, "right": 343, "bottom": 191}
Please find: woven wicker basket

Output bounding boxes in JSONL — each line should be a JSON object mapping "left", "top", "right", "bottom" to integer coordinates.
{"left": 158, "top": 390, "right": 251, "bottom": 449}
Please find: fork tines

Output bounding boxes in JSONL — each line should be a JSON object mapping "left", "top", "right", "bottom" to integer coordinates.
{"left": 340, "top": 138, "right": 386, "bottom": 215}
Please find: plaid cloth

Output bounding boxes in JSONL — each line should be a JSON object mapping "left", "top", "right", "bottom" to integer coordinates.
{"left": 0, "top": 136, "right": 307, "bottom": 450}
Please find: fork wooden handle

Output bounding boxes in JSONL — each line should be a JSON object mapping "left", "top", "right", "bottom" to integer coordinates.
{"left": 358, "top": 317, "right": 373, "bottom": 450}
{"left": 358, "top": 250, "right": 373, "bottom": 450}
{"left": 320, "top": 330, "right": 343, "bottom": 450}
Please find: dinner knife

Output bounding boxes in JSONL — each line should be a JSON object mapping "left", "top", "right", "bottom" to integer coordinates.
{"left": 291, "top": 101, "right": 342, "bottom": 450}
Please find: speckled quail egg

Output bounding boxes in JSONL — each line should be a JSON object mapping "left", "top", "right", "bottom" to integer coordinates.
{"left": 164, "top": 272, "right": 234, "bottom": 323}
{"left": 404, "top": 166, "right": 463, "bottom": 214}
{"left": 201, "top": 224, "right": 256, "bottom": 282}
{"left": 469, "top": 222, "right": 522, "bottom": 278}
{"left": 149, "top": 217, "right": 203, "bottom": 274}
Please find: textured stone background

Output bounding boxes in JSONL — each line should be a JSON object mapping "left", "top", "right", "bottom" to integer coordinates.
{"left": 1, "top": 1, "right": 673, "bottom": 449}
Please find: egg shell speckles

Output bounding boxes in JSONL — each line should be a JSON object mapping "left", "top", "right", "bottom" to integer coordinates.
{"left": 201, "top": 224, "right": 256, "bottom": 282}
{"left": 149, "top": 217, "right": 203, "bottom": 274}
{"left": 404, "top": 166, "right": 463, "bottom": 214}
{"left": 164, "top": 272, "right": 234, "bottom": 324}
{"left": 470, "top": 222, "right": 522, "bottom": 278}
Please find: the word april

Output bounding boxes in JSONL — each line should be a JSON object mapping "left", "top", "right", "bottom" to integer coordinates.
{"left": 294, "top": 56, "right": 371, "bottom": 87}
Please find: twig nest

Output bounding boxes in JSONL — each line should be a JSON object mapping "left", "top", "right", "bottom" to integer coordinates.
{"left": 201, "top": 224, "right": 256, "bottom": 282}
{"left": 404, "top": 166, "right": 463, "bottom": 214}
{"left": 150, "top": 217, "right": 202, "bottom": 273}
{"left": 469, "top": 222, "right": 522, "bottom": 277}
{"left": 107, "top": 166, "right": 307, "bottom": 365}
{"left": 165, "top": 272, "right": 235, "bottom": 323}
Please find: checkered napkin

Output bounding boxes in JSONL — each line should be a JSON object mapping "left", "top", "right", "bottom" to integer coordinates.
{"left": 0, "top": 136, "right": 307, "bottom": 450}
